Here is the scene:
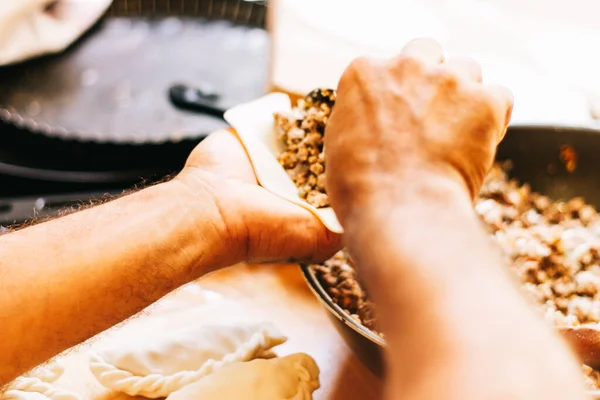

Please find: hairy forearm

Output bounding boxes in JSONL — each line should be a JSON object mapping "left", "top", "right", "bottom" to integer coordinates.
{"left": 344, "top": 174, "right": 586, "bottom": 399}
{"left": 0, "top": 179, "right": 228, "bottom": 384}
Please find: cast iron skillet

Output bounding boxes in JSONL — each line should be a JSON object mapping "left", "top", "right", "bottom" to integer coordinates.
{"left": 300, "top": 123, "right": 600, "bottom": 382}
{"left": 0, "top": 0, "right": 268, "bottom": 184}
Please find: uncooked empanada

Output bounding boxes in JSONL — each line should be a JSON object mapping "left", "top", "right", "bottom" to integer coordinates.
{"left": 1, "top": 361, "right": 80, "bottom": 400}
{"left": 89, "top": 322, "right": 287, "bottom": 398}
{"left": 166, "top": 353, "right": 320, "bottom": 400}
{"left": 223, "top": 93, "right": 343, "bottom": 233}
{"left": 1, "top": 391, "right": 50, "bottom": 400}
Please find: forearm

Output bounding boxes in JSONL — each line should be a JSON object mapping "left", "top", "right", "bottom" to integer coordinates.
{"left": 0, "top": 179, "right": 230, "bottom": 384}
{"left": 344, "top": 174, "right": 587, "bottom": 399}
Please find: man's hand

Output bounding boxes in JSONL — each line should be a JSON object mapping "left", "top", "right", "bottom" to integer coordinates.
{"left": 0, "top": 129, "right": 340, "bottom": 385}
{"left": 322, "top": 39, "right": 586, "bottom": 400}
{"left": 176, "top": 129, "right": 341, "bottom": 265}
{"left": 325, "top": 38, "right": 513, "bottom": 222}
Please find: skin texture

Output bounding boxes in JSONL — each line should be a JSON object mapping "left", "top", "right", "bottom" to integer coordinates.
{"left": 0, "top": 130, "right": 340, "bottom": 385}
{"left": 0, "top": 37, "right": 588, "bottom": 399}
{"left": 325, "top": 38, "right": 587, "bottom": 399}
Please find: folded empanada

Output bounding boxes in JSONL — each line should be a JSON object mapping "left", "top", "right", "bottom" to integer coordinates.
{"left": 1, "top": 361, "right": 80, "bottom": 400}
{"left": 89, "top": 322, "right": 287, "bottom": 398}
{"left": 166, "top": 353, "right": 320, "bottom": 400}
{"left": 1, "top": 391, "right": 50, "bottom": 400}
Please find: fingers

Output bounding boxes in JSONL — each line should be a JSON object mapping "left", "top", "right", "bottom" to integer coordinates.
{"left": 298, "top": 225, "right": 343, "bottom": 263}
{"left": 246, "top": 200, "right": 343, "bottom": 264}
{"left": 275, "top": 210, "right": 342, "bottom": 263}
{"left": 400, "top": 38, "right": 444, "bottom": 66}
{"left": 398, "top": 40, "right": 482, "bottom": 85}
{"left": 485, "top": 84, "right": 514, "bottom": 141}
{"left": 439, "top": 53, "right": 512, "bottom": 142}
{"left": 442, "top": 56, "right": 483, "bottom": 83}
{"left": 439, "top": 55, "right": 511, "bottom": 142}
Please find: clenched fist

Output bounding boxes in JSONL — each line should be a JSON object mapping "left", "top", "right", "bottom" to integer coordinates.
{"left": 324, "top": 38, "right": 513, "bottom": 223}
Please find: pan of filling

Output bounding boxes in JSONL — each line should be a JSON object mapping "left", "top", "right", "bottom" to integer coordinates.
{"left": 263, "top": 88, "right": 600, "bottom": 393}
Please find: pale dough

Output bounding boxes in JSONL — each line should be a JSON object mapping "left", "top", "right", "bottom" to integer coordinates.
{"left": 166, "top": 353, "right": 320, "bottom": 400}
{"left": 89, "top": 322, "right": 287, "bottom": 398}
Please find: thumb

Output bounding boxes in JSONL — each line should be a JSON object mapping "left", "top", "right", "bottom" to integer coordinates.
{"left": 244, "top": 196, "right": 342, "bottom": 264}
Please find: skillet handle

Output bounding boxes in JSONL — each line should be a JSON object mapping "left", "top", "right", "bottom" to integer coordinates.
{"left": 169, "top": 84, "right": 227, "bottom": 119}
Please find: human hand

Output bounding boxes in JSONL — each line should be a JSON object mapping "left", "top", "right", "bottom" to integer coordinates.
{"left": 175, "top": 130, "right": 341, "bottom": 266}
{"left": 324, "top": 38, "right": 513, "bottom": 223}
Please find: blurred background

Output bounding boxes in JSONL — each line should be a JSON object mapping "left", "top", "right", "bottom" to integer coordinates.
{"left": 0, "top": 0, "right": 599, "bottom": 224}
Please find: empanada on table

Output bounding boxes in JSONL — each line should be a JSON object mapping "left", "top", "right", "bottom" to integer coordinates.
{"left": 1, "top": 392, "right": 50, "bottom": 400}
{"left": 166, "top": 353, "right": 320, "bottom": 400}
{"left": 1, "top": 360, "right": 81, "bottom": 400}
{"left": 89, "top": 322, "right": 286, "bottom": 398}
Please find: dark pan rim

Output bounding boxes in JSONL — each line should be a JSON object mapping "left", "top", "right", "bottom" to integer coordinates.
{"left": 0, "top": 161, "right": 163, "bottom": 183}
{"left": 299, "top": 263, "right": 386, "bottom": 348}
{"left": 300, "top": 122, "right": 600, "bottom": 398}
{"left": 299, "top": 123, "right": 600, "bottom": 348}
{"left": 506, "top": 122, "right": 600, "bottom": 134}
{"left": 0, "top": 110, "right": 212, "bottom": 146}
{"left": 301, "top": 262, "right": 600, "bottom": 398}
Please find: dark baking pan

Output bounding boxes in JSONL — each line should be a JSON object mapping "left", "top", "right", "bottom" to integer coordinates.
{"left": 0, "top": 0, "right": 268, "bottom": 144}
{"left": 0, "top": 120, "right": 196, "bottom": 185}
{"left": 0, "top": 0, "right": 268, "bottom": 182}
{"left": 300, "top": 123, "right": 600, "bottom": 383}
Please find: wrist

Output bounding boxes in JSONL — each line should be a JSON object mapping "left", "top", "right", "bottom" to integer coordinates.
{"left": 340, "top": 168, "right": 485, "bottom": 308}
{"left": 161, "top": 176, "right": 246, "bottom": 276}
{"left": 343, "top": 167, "right": 473, "bottom": 236}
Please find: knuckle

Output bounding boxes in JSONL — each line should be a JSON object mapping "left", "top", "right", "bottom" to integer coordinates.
{"left": 392, "top": 55, "right": 425, "bottom": 72}
{"left": 346, "top": 56, "right": 376, "bottom": 75}
{"left": 431, "top": 68, "right": 459, "bottom": 89}
{"left": 339, "top": 56, "right": 375, "bottom": 90}
{"left": 481, "top": 91, "right": 506, "bottom": 122}
{"left": 471, "top": 91, "right": 504, "bottom": 133}
{"left": 339, "top": 56, "right": 383, "bottom": 95}
{"left": 475, "top": 93, "right": 499, "bottom": 118}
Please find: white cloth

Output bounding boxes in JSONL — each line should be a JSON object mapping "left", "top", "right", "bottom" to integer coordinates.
{"left": 166, "top": 353, "right": 321, "bottom": 400}
{"left": 0, "top": 0, "right": 112, "bottom": 66}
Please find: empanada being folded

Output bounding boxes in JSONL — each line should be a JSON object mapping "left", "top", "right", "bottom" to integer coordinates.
{"left": 89, "top": 322, "right": 287, "bottom": 398}
{"left": 166, "top": 353, "right": 320, "bottom": 400}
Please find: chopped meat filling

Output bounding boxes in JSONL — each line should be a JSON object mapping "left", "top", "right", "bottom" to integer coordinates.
{"left": 275, "top": 88, "right": 600, "bottom": 389}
